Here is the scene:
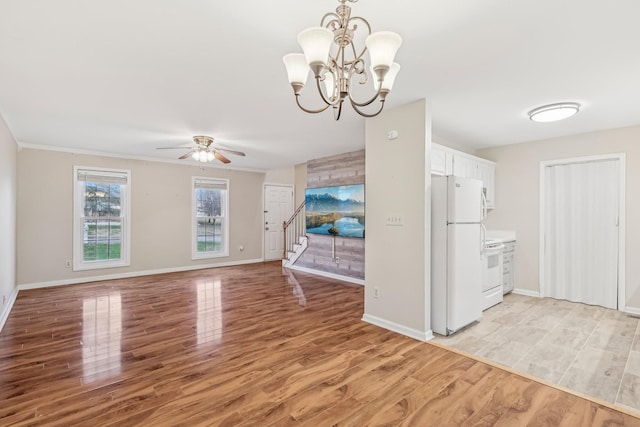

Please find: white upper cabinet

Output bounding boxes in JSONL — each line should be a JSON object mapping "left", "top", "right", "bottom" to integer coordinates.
{"left": 452, "top": 155, "right": 477, "bottom": 180}
{"left": 476, "top": 160, "right": 495, "bottom": 209}
{"left": 431, "top": 145, "right": 453, "bottom": 176}
{"left": 431, "top": 143, "right": 496, "bottom": 209}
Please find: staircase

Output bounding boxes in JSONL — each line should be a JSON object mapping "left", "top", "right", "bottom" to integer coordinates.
{"left": 282, "top": 201, "right": 308, "bottom": 267}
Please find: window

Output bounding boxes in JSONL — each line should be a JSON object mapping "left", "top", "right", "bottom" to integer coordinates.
{"left": 193, "top": 177, "right": 229, "bottom": 259}
{"left": 73, "top": 167, "right": 131, "bottom": 271}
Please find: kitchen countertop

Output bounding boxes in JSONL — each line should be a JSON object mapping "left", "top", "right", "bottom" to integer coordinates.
{"left": 486, "top": 230, "right": 516, "bottom": 242}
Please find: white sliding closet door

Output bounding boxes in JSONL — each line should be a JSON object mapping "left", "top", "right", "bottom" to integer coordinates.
{"left": 544, "top": 159, "right": 619, "bottom": 309}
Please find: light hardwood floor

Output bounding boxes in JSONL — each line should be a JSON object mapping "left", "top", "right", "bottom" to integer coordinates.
{"left": 433, "top": 293, "right": 640, "bottom": 411}
{"left": 1, "top": 262, "right": 639, "bottom": 426}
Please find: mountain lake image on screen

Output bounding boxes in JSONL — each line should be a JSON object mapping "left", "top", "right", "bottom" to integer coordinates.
{"left": 305, "top": 184, "right": 365, "bottom": 238}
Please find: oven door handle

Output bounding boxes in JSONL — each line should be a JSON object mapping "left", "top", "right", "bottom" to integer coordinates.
{"left": 485, "top": 244, "right": 506, "bottom": 253}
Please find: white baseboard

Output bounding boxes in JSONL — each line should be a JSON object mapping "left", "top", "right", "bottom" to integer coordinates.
{"left": 0, "top": 287, "right": 19, "bottom": 333}
{"left": 362, "top": 313, "right": 433, "bottom": 342}
{"left": 625, "top": 306, "right": 640, "bottom": 317}
{"left": 18, "top": 258, "right": 264, "bottom": 291}
{"left": 512, "top": 288, "right": 541, "bottom": 298}
{"left": 285, "top": 264, "right": 365, "bottom": 286}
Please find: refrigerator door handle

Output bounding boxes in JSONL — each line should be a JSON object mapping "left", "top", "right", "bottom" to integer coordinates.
{"left": 481, "top": 191, "right": 488, "bottom": 220}
{"left": 480, "top": 224, "right": 487, "bottom": 255}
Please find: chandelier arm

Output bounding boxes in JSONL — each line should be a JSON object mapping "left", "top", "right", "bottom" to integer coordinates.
{"left": 315, "top": 74, "right": 342, "bottom": 107}
{"left": 347, "top": 71, "right": 384, "bottom": 107}
{"left": 295, "top": 94, "right": 331, "bottom": 114}
{"left": 350, "top": 98, "right": 386, "bottom": 118}
{"left": 345, "top": 16, "right": 371, "bottom": 63}
{"left": 321, "top": 12, "right": 341, "bottom": 28}
{"left": 332, "top": 101, "right": 344, "bottom": 121}
{"left": 348, "top": 89, "right": 382, "bottom": 107}
{"left": 348, "top": 16, "right": 371, "bottom": 33}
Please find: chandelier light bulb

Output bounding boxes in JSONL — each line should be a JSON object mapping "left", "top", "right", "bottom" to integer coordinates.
{"left": 365, "top": 31, "right": 403, "bottom": 71}
{"left": 297, "top": 27, "right": 333, "bottom": 75}
{"left": 323, "top": 71, "right": 335, "bottom": 99}
{"left": 206, "top": 151, "right": 215, "bottom": 161}
{"left": 371, "top": 62, "right": 400, "bottom": 91}
{"left": 283, "top": 53, "right": 310, "bottom": 86}
{"left": 192, "top": 151, "right": 200, "bottom": 161}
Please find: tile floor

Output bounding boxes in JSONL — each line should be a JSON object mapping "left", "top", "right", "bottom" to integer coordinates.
{"left": 432, "top": 293, "right": 640, "bottom": 414}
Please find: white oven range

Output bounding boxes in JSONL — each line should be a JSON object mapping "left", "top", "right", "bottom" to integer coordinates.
{"left": 482, "top": 238, "right": 504, "bottom": 310}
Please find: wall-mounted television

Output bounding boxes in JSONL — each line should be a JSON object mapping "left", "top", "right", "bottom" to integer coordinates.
{"left": 305, "top": 184, "right": 365, "bottom": 238}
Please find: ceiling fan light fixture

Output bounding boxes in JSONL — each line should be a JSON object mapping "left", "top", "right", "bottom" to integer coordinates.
{"left": 158, "top": 135, "right": 245, "bottom": 164}
{"left": 528, "top": 102, "right": 580, "bottom": 123}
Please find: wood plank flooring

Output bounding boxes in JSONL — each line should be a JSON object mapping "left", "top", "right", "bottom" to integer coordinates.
{"left": 1, "top": 261, "right": 639, "bottom": 426}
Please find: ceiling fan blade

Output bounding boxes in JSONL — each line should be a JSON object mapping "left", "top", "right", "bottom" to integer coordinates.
{"left": 216, "top": 147, "right": 246, "bottom": 157}
{"left": 214, "top": 151, "right": 231, "bottom": 164}
{"left": 179, "top": 150, "right": 195, "bottom": 160}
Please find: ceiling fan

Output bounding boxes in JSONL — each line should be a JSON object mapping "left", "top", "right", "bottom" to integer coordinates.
{"left": 157, "top": 135, "right": 246, "bottom": 164}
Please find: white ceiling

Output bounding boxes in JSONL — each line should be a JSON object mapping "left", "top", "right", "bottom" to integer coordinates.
{"left": 1, "top": 0, "right": 639, "bottom": 171}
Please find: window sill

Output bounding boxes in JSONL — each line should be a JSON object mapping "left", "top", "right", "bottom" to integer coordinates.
{"left": 192, "top": 251, "right": 229, "bottom": 261}
{"left": 73, "top": 260, "right": 130, "bottom": 272}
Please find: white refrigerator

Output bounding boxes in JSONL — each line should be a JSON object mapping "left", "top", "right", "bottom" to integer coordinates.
{"left": 431, "top": 175, "right": 484, "bottom": 336}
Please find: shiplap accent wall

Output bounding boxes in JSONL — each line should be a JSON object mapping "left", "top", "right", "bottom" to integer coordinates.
{"left": 306, "top": 150, "right": 365, "bottom": 187}
{"left": 294, "top": 150, "right": 365, "bottom": 280}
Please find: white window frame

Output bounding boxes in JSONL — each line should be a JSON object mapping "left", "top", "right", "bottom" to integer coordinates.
{"left": 192, "top": 177, "right": 229, "bottom": 260}
{"left": 73, "top": 166, "right": 131, "bottom": 271}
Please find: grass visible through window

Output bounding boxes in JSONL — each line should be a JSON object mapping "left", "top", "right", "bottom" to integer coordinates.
{"left": 197, "top": 241, "right": 222, "bottom": 252}
{"left": 83, "top": 243, "right": 121, "bottom": 261}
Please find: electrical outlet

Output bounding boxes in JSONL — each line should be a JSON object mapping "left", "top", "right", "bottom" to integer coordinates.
{"left": 65, "top": 260, "right": 72, "bottom": 268}
{"left": 374, "top": 287, "right": 380, "bottom": 298}
{"left": 335, "top": 256, "right": 340, "bottom": 264}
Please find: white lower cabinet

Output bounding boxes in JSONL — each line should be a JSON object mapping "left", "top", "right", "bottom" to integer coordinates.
{"left": 502, "top": 241, "right": 515, "bottom": 294}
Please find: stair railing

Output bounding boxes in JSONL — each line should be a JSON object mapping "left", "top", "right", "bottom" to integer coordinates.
{"left": 283, "top": 201, "right": 306, "bottom": 259}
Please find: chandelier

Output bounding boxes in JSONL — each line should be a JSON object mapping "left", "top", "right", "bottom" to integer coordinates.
{"left": 282, "top": 0, "right": 402, "bottom": 120}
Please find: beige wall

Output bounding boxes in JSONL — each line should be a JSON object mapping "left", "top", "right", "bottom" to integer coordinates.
{"left": 364, "top": 99, "right": 432, "bottom": 338}
{"left": 264, "top": 167, "right": 295, "bottom": 186}
{"left": 477, "top": 125, "right": 640, "bottom": 310}
{"left": 17, "top": 149, "right": 265, "bottom": 285}
{"left": 294, "top": 163, "right": 307, "bottom": 207}
{"left": 0, "top": 114, "right": 17, "bottom": 315}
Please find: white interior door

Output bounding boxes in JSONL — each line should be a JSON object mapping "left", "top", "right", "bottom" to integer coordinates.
{"left": 264, "top": 185, "right": 294, "bottom": 261}
{"left": 543, "top": 159, "right": 620, "bottom": 309}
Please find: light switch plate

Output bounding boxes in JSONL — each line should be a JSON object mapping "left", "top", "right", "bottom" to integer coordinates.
{"left": 386, "top": 214, "right": 404, "bottom": 226}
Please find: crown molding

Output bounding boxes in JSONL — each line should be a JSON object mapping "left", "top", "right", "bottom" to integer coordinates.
{"left": 16, "top": 141, "right": 266, "bottom": 173}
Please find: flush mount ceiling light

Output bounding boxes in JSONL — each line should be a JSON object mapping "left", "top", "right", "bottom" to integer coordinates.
{"left": 283, "top": 0, "right": 402, "bottom": 120}
{"left": 528, "top": 102, "right": 581, "bottom": 123}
